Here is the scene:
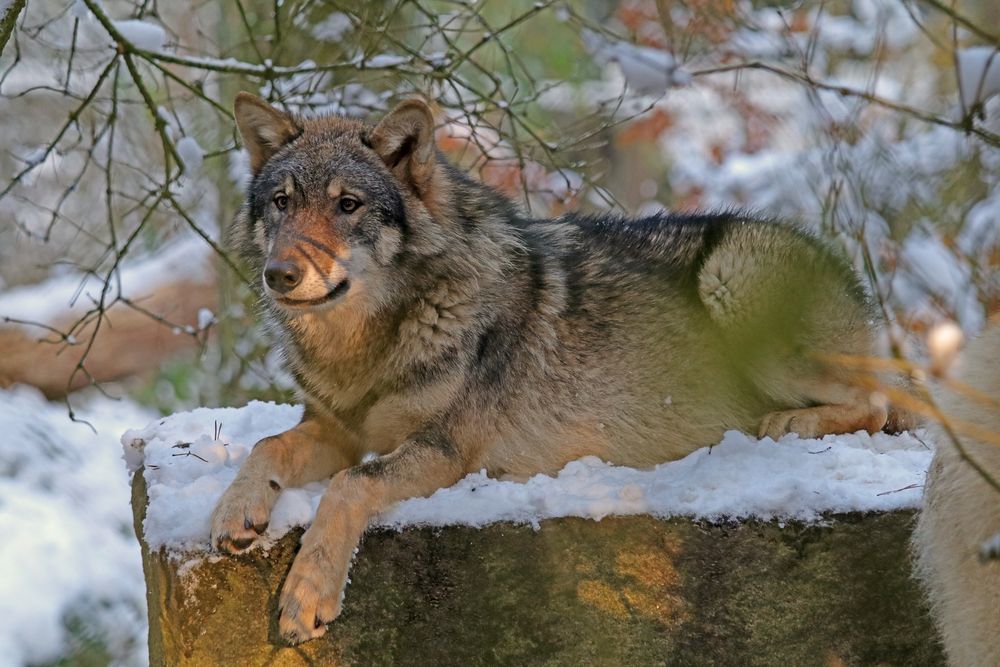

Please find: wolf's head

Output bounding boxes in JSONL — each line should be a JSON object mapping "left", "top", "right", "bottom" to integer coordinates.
{"left": 232, "top": 93, "right": 453, "bottom": 316}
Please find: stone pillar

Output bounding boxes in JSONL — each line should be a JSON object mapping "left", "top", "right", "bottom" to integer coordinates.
{"left": 132, "top": 470, "right": 942, "bottom": 666}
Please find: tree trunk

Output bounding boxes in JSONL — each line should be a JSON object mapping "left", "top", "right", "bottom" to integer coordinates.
{"left": 0, "top": 276, "right": 215, "bottom": 397}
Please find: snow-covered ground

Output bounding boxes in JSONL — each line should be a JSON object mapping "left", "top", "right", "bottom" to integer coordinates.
{"left": 123, "top": 401, "right": 933, "bottom": 553}
{"left": 0, "top": 386, "right": 154, "bottom": 667}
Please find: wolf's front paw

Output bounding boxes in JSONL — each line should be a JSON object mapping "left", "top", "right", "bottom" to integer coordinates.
{"left": 278, "top": 543, "right": 348, "bottom": 644}
{"left": 210, "top": 478, "right": 279, "bottom": 553}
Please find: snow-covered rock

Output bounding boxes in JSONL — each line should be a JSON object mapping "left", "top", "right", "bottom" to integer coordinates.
{"left": 124, "top": 401, "right": 933, "bottom": 553}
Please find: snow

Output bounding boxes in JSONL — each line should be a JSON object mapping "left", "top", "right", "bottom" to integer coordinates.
{"left": 982, "top": 532, "right": 1000, "bottom": 562}
{"left": 228, "top": 148, "right": 251, "bottom": 190}
{"left": 311, "top": 12, "right": 353, "bottom": 42}
{"left": 583, "top": 30, "right": 688, "bottom": 95}
{"left": 176, "top": 136, "right": 204, "bottom": 176}
{"left": 362, "top": 53, "right": 411, "bottom": 69}
{"left": 197, "top": 307, "right": 214, "bottom": 330}
{"left": 21, "top": 145, "right": 47, "bottom": 167}
{"left": 122, "top": 402, "right": 302, "bottom": 550}
{"left": 894, "top": 230, "right": 983, "bottom": 331}
{"left": 0, "top": 235, "right": 213, "bottom": 332}
{"left": 0, "top": 386, "right": 154, "bottom": 666}
{"left": 112, "top": 19, "right": 167, "bottom": 52}
{"left": 957, "top": 47, "right": 1000, "bottom": 110}
{"left": 812, "top": 0, "right": 917, "bottom": 53}
{"left": 124, "top": 401, "right": 933, "bottom": 553}
{"left": 68, "top": 0, "right": 89, "bottom": 21}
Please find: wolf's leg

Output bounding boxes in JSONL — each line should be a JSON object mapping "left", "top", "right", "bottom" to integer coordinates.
{"left": 277, "top": 429, "right": 466, "bottom": 643}
{"left": 757, "top": 387, "right": 888, "bottom": 439}
{"left": 698, "top": 223, "right": 888, "bottom": 439}
{"left": 211, "top": 411, "right": 361, "bottom": 554}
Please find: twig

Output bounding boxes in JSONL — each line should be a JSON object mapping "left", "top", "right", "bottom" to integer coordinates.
{"left": 876, "top": 483, "right": 922, "bottom": 497}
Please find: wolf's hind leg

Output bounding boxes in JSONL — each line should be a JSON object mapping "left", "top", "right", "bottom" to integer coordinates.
{"left": 211, "top": 410, "right": 360, "bottom": 553}
{"left": 757, "top": 393, "right": 888, "bottom": 439}
{"left": 698, "top": 223, "right": 887, "bottom": 438}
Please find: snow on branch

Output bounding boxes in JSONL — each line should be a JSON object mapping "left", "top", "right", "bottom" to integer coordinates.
{"left": 957, "top": 46, "right": 1000, "bottom": 115}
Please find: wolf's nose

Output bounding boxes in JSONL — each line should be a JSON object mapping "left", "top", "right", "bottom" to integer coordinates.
{"left": 264, "top": 261, "right": 302, "bottom": 294}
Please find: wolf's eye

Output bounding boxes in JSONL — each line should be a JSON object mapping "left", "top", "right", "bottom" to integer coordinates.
{"left": 339, "top": 197, "right": 361, "bottom": 214}
{"left": 273, "top": 193, "right": 289, "bottom": 210}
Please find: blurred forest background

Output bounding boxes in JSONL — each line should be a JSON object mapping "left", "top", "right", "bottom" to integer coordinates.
{"left": 0, "top": 0, "right": 997, "bottom": 664}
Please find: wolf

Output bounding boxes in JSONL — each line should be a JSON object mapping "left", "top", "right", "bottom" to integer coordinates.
{"left": 915, "top": 326, "right": 1000, "bottom": 666}
{"left": 211, "top": 92, "right": 896, "bottom": 644}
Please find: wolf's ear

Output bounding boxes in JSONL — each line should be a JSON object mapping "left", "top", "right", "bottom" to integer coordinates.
{"left": 234, "top": 92, "right": 300, "bottom": 175}
{"left": 369, "top": 100, "right": 436, "bottom": 192}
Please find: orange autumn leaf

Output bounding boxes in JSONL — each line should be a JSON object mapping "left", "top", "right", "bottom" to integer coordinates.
{"left": 479, "top": 161, "right": 524, "bottom": 197}
{"left": 617, "top": 108, "right": 674, "bottom": 146}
